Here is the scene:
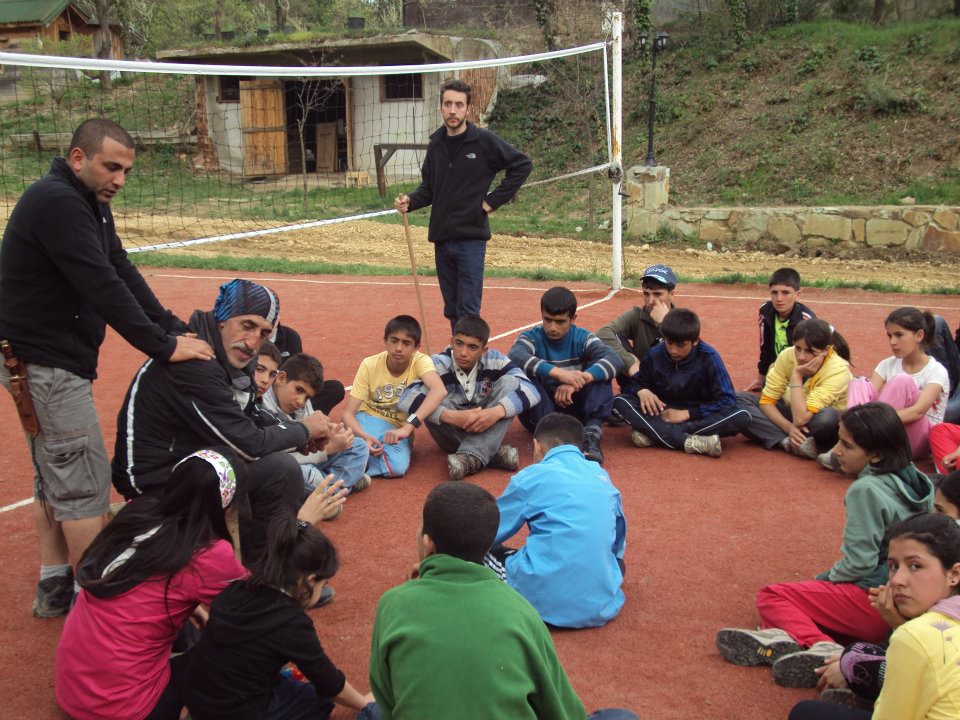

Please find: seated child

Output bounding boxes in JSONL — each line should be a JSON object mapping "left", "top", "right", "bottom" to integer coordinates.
{"left": 508, "top": 286, "right": 622, "bottom": 464}
{"left": 931, "top": 421, "right": 960, "bottom": 474}
{"left": 399, "top": 315, "right": 540, "bottom": 482}
{"left": 269, "top": 321, "right": 346, "bottom": 414}
{"left": 840, "top": 307, "right": 949, "bottom": 465}
{"left": 254, "top": 341, "right": 281, "bottom": 399}
{"left": 184, "top": 516, "right": 375, "bottom": 720}
{"left": 789, "top": 512, "right": 960, "bottom": 720}
{"left": 716, "top": 403, "right": 934, "bottom": 690}
{"left": 746, "top": 267, "right": 816, "bottom": 392}
{"left": 737, "top": 319, "right": 851, "bottom": 460}
{"left": 368, "top": 481, "right": 638, "bottom": 720}
{"left": 488, "top": 413, "right": 626, "bottom": 628}
{"left": 613, "top": 308, "right": 750, "bottom": 458}
{"left": 55, "top": 449, "right": 249, "bottom": 720}
{"left": 261, "top": 353, "right": 371, "bottom": 502}
{"left": 596, "top": 263, "right": 677, "bottom": 386}
{"left": 342, "top": 315, "right": 446, "bottom": 478}
{"left": 931, "top": 315, "right": 960, "bottom": 423}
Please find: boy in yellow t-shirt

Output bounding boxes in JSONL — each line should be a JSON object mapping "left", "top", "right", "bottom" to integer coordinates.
{"left": 342, "top": 315, "right": 446, "bottom": 477}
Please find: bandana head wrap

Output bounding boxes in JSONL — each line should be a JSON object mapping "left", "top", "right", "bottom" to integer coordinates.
{"left": 213, "top": 279, "right": 280, "bottom": 326}
{"left": 174, "top": 449, "right": 238, "bottom": 508}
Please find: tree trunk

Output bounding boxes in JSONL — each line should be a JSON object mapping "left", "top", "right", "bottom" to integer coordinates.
{"left": 215, "top": 0, "right": 225, "bottom": 39}
{"left": 872, "top": 0, "right": 886, "bottom": 23}
{"left": 956, "top": 0, "right": 959, "bottom": 18}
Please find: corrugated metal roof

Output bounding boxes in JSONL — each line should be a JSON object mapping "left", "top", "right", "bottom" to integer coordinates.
{"left": 0, "top": 0, "right": 71, "bottom": 26}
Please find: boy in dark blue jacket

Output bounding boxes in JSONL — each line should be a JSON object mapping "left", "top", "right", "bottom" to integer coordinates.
{"left": 613, "top": 308, "right": 750, "bottom": 458}
{"left": 509, "top": 286, "right": 622, "bottom": 464}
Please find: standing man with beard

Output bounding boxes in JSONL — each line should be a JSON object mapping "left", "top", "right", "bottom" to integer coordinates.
{"left": 395, "top": 78, "right": 531, "bottom": 333}
{"left": 0, "top": 118, "right": 213, "bottom": 618}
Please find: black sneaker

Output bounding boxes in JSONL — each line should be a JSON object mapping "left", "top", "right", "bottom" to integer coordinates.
{"left": 308, "top": 585, "right": 335, "bottom": 610}
{"left": 33, "top": 570, "right": 75, "bottom": 618}
{"left": 583, "top": 432, "right": 604, "bottom": 465}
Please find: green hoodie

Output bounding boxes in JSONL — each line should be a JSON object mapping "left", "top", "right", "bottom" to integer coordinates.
{"left": 369, "top": 554, "right": 588, "bottom": 720}
{"left": 818, "top": 464, "right": 934, "bottom": 589}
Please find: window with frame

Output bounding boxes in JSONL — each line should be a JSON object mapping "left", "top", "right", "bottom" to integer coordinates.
{"left": 218, "top": 76, "right": 249, "bottom": 103}
{"left": 381, "top": 73, "right": 422, "bottom": 101}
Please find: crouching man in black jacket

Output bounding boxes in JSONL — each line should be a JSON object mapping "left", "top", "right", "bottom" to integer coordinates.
{"left": 111, "top": 279, "right": 331, "bottom": 564}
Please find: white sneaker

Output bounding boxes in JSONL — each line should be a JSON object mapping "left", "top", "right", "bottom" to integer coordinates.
{"left": 684, "top": 434, "right": 721, "bottom": 458}
{"left": 818, "top": 450, "right": 841, "bottom": 472}
{"left": 631, "top": 430, "right": 654, "bottom": 448}
{"left": 716, "top": 627, "right": 800, "bottom": 666}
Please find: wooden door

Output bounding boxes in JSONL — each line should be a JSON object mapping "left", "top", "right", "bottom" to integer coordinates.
{"left": 240, "top": 79, "right": 286, "bottom": 176}
{"left": 316, "top": 122, "right": 337, "bottom": 173}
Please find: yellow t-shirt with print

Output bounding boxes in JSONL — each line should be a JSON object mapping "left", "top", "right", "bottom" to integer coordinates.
{"left": 349, "top": 351, "right": 436, "bottom": 427}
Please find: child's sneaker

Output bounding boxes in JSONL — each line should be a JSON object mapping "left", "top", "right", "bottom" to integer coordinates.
{"left": 630, "top": 431, "right": 654, "bottom": 448}
{"left": 321, "top": 503, "right": 343, "bottom": 521}
{"left": 448, "top": 453, "right": 482, "bottom": 481}
{"left": 32, "top": 570, "right": 75, "bottom": 618}
{"left": 488, "top": 445, "right": 519, "bottom": 472}
{"left": 684, "top": 434, "right": 721, "bottom": 458}
{"left": 780, "top": 436, "right": 818, "bottom": 460}
{"left": 715, "top": 627, "right": 800, "bottom": 666}
{"left": 351, "top": 473, "right": 373, "bottom": 494}
{"left": 772, "top": 641, "right": 845, "bottom": 688}
{"left": 583, "top": 430, "right": 604, "bottom": 464}
{"left": 818, "top": 450, "right": 841, "bottom": 472}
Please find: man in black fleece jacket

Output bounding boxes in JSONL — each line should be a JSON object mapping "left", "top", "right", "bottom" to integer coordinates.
{"left": 112, "top": 279, "right": 332, "bottom": 564}
{"left": 0, "top": 118, "right": 213, "bottom": 617}
{"left": 395, "top": 78, "right": 531, "bottom": 332}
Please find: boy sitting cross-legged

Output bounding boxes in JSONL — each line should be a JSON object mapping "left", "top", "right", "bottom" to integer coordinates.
{"left": 367, "top": 481, "right": 638, "bottom": 720}
{"left": 261, "top": 352, "right": 371, "bottom": 510}
{"left": 613, "top": 308, "right": 750, "bottom": 458}
{"left": 398, "top": 315, "right": 541, "bottom": 482}
{"left": 508, "top": 286, "right": 622, "bottom": 464}
{"left": 487, "top": 413, "right": 626, "bottom": 629}
{"left": 342, "top": 315, "right": 446, "bottom": 478}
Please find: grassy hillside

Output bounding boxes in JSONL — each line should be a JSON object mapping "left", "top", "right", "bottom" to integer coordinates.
{"left": 492, "top": 19, "right": 960, "bottom": 209}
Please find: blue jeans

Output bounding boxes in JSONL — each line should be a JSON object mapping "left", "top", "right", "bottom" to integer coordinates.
{"left": 356, "top": 413, "right": 412, "bottom": 477}
{"left": 301, "top": 436, "right": 370, "bottom": 494}
{"left": 266, "top": 676, "right": 335, "bottom": 720}
{"left": 434, "top": 239, "right": 486, "bottom": 331}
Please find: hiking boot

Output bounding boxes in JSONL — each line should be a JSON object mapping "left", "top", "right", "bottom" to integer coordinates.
{"left": 772, "top": 641, "right": 845, "bottom": 688}
{"left": 321, "top": 503, "right": 343, "bottom": 521}
{"left": 781, "top": 436, "right": 818, "bottom": 459}
{"left": 350, "top": 473, "right": 372, "bottom": 494}
{"left": 716, "top": 627, "right": 801, "bottom": 666}
{"left": 630, "top": 430, "right": 654, "bottom": 448}
{"left": 308, "top": 585, "right": 335, "bottom": 610}
{"left": 33, "top": 570, "right": 75, "bottom": 619}
{"left": 684, "top": 434, "right": 721, "bottom": 458}
{"left": 448, "top": 453, "right": 483, "bottom": 481}
{"left": 583, "top": 431, "right": 604, "bottom": 464}
{"left": 818, "top": 450, "right": 842, "bottom": 472}
{"left": 819, "top": 688, "right": 874, "bottom": 711}
{"left": 488, "top": 445, "right": 519, "bottom": 472}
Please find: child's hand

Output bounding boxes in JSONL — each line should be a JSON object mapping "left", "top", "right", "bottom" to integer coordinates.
{"left": 943, "top": 446, "right": 960, "bottom": 470}
{"left": 190, "top": 604, "right": 210, "bottom": 630}
{"left": 366, "top": 437, "right": 384, "bottom": 456}
{"left": 552, "top": 368, "right": 587, "bottom": 389}
{"left": 637, "top": 389, "right": 665, "bottom": 415}
{"left": 325, "top": 423, "right": 355, "bottom": 455}
{"left": 788, "top": 425, "right": 809, "bottom": 447}
{"left": 870, "top": 584, "right": 909, "bottom": 629}
{"left": 660, "top": 408, "right": 689, "bottom": 424}
{"left": 649, "top": 299, "right": 671, "bottom": 325}
{"left": 744, "top": 375, "right": 765, "bottom": 393}
{"left": 815, "top": 655, "right": 847, "bottom": 690}
{"left": 795, "top": 350, "right": 826, "bottom": 378}
{"left": 384, "top": 424, "right": 414, "bottom": 444}
{"left": 463, "top": 407, "right": 501, "bottom": 433}
{"left": 298, "top": 475, "right": 348, "bottom": 526}
{"left": 554, "top": 384, "right": 576, "bottom": 407}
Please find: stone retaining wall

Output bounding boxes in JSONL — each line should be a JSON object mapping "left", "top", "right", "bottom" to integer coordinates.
{"left": 624, "top": 165, "right": 960, "bottom": 253}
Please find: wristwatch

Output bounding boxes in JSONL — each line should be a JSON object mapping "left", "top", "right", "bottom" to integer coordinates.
{"left": 407, "top": 413, "right": 422, "bottom": 428}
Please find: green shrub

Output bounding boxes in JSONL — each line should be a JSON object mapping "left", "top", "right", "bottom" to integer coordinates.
{"left": 854, "top": 45, "right": 883, "bottom": 72}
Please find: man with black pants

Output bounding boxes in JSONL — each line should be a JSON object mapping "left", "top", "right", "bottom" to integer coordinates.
{"left": 0, "top": 118, "right": 214, "bottom": 618}
{"left": 395, "top": 78, "right": 532, "bottom": 332}
{"left": 112, "top": 279, "right": 333, "bottom": 566}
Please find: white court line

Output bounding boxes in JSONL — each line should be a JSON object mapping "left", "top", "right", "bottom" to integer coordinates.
{"left": 0, "top": 497, "right": 32, "bottom": 514}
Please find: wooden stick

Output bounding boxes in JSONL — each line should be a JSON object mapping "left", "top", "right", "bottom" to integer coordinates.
{"left": 400, "top": 210, "right": 431, "bottom": 354}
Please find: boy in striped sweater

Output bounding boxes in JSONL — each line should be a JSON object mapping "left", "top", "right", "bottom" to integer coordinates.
{"left": 508, "top": 287, "right": 622, "bottom": 465}
{"left": 400, "top": 315, "right": 540, "bottom": 481}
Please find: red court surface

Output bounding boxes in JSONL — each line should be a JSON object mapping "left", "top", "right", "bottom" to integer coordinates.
{"left": 1, "top": 268, "right": 959, "bottom": 719}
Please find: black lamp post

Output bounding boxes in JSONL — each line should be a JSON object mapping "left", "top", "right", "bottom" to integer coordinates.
{"left": 639, "top": 31, "right": 669, "bottom": 166}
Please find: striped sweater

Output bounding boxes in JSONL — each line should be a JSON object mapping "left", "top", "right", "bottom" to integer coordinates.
{"left": 509, "top": 326, "right": 622, "bottom": 384}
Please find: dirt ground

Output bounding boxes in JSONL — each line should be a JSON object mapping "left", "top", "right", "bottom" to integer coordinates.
{"left": 144, "top": 218, "right": 960, "bottom": 291}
